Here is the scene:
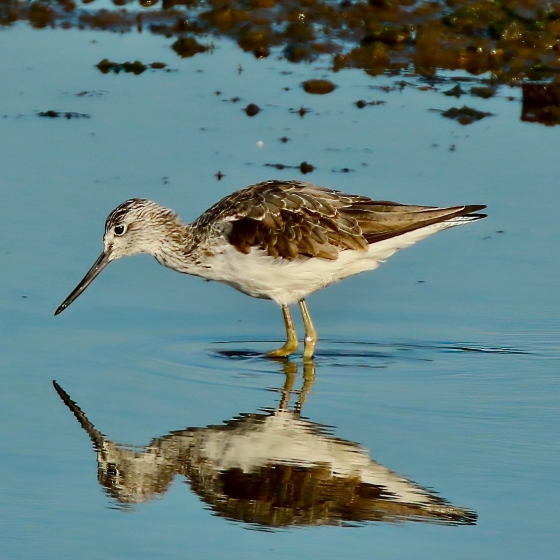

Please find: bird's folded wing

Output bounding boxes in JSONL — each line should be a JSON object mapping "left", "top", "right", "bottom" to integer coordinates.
{"left": 194, "top": 180, "right": 486, "bottom": 260}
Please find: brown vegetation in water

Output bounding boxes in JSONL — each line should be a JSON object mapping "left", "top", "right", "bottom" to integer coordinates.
{"left": 3, "top": 0, "right": 560, "bottom": 83}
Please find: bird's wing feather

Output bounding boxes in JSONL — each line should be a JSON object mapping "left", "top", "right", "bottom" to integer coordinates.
{"left": 193, "top": 180, "right": 485, "bottom": 260}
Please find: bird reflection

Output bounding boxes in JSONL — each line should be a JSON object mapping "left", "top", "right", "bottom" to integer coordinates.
{"left": 53, "top": 363, "right": 476, "bottom": 528}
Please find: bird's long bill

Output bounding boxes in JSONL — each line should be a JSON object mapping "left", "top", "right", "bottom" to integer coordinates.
{"left": 54, "top": 252, "right": 110, "bottom": 315}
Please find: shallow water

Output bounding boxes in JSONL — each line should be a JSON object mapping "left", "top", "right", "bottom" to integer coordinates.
{"left": 1, "top": 21, "right": 560, "bottom": 560}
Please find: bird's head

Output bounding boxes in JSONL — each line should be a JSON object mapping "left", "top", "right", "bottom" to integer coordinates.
{"left": 103, "top": 198, "right": 178, "bottom": 260}
{"left": 55, "top": 199, "right": 180, "bottom": 315}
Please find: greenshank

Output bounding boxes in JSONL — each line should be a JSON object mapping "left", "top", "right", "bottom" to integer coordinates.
{"left": 55, "top": 180, "right": 486, "bottom": 358}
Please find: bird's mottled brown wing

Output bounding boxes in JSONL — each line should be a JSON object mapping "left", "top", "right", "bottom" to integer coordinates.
{"left": 193, "top": 180, "right": 485, "bottom": 260}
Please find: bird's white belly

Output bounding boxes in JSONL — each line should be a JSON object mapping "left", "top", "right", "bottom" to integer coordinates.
{"left": 206, "top": 246, "right": 379, "bottom": 305}
{"left": 197, "top": 221, "right": 457, "bottom": 305}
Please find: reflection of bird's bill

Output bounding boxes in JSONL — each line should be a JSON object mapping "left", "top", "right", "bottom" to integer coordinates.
{"left": 52, "top": 379, "right": 477, "bottom": 527}
{"left": 54, "top": 252, "right": 110, "bottom": 315}
{"left": 52, "top": 381, "right": 105, "bottom": 450}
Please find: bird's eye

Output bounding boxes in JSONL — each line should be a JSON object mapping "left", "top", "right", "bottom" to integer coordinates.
{"left": 114, "top": 225, "right": 126, "bottom": 236}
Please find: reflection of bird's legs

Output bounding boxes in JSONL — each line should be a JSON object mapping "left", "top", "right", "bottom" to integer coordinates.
{"left": 278, "top": 361, "right": 298, "bottom": 411}
{"left": 295, "top": 360, "right": 316, "bottom": 414}
{"left": 268, "top": 305, "right": 299, "bottom": 358}
{"left": 277, "top": 361, "right": 316, "bottom": 413}
{"left": 298, "top": 299, "right": 318, "bottom": 360}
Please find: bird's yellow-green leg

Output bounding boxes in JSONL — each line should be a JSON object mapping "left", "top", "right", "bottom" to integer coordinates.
{"left": 268, "top": 304, "right": 299, "bottom": 357}
{"left": 298, "top": 299, "right": 318, "bottom": 360}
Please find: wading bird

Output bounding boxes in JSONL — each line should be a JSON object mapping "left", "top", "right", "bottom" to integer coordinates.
{"left": 55, "top": 180, "right": 486, "bottom": 358}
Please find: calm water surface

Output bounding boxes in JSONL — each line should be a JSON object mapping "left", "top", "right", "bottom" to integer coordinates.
{"left": 1, "top": 22, "right": 559, "bottom": 560}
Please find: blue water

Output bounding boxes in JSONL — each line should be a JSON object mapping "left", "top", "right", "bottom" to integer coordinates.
{"left": 1, "top": 24, "right": 559, "bottom": 559}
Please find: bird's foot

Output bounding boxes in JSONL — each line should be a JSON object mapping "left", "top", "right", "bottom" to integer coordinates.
{"left": 302, "top": 334, "right": 317, "bottom": 361}
{"left": 267, "top": 340, "right": 299, "bottom": 358}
